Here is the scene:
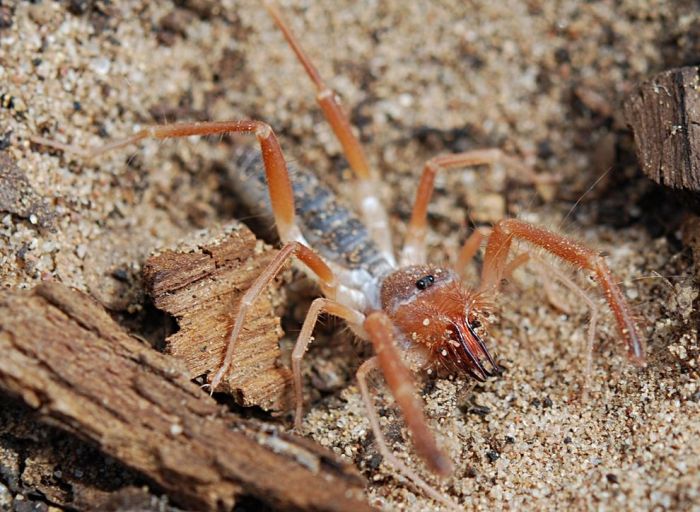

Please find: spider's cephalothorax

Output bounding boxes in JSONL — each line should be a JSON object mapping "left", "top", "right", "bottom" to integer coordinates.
{"left": 380, "top": 265, "right": 499, "bottom": 381}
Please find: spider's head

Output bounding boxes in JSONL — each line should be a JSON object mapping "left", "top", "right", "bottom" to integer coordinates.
{"left": 380, "top": 265, "right": 500, "bottom": 381}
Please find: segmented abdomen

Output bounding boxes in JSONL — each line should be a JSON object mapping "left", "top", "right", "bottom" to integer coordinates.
{"left": 230, "top": 149, "right": 392, "bottom": 279}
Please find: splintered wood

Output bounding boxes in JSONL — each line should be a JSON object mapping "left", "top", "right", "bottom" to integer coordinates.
{"left": 0, "top": 283, "right": 369, "bottom": 512}
{"left": 624, "top": 66, "right": 700, "bottom": 191}
{"left": 143, "top": 222, "right": 292, "bottom": 411}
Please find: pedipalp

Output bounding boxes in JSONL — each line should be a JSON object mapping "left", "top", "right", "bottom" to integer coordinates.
{"left": 480, "top": 218, "right": 644, "bottom": 363}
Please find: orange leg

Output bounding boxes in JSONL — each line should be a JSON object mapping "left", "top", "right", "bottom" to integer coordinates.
{"left": 401, "top": 149, "right": 543, "bottom": 266}
{"left": 497, "top": 250, "right": 573, "bottom": 314}
{"left": 357, "top": 357, "right": 461, "bottom": 511}
{"left": 292, "top": 298, "right": 365, "bottom": 431}
{"left": 209, "top": 241, "right": 337, "bottom": 392}
{"left": 480, "top": 248, "right": 600, "bottom": 395}
{"left": 209, "top": 242, "right": 337, "bottom": 393}
{"left": 455, "top": 228, "right": 485, "bottom": 275}
{"left": 502, "top": 252, "right": 531, "bottom": 282}
{"left": 32, "top": 120, "right": 301, "bottom": 242}
{"left": 530, "top": 255, "right": 599, "bottom": 399}
{"left": 263, "top": 1, "right": 395, "bottom": 263}
{"left": 363, "top": 312, "right": 452, "bottom": 477}
{"left": 263, "top": 1, "right": 371, "bottom": 180}
{"left": 480, "top": 218, "right": 644, "bottom": 363}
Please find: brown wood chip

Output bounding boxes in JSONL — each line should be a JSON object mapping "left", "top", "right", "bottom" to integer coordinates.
{"left": 143, "top": 221, "right": 292, "bottom": 411}
{"left": 0, "top": 282, "right": 369, "bottom": 511}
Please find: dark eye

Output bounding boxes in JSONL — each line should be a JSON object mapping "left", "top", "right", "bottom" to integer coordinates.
{"left": 416, "top": 274, "right": 435, "bottom": 290}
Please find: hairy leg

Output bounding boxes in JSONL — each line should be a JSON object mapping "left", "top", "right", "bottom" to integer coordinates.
{"left": 363, "top": 311, "right": 451, "bottom": 476}
{"left": 401, "top": 149, "right": 547, "bottom": 266}
{"left": 209, "top": 241, "right": 337, "bottom": 392}
{"left": 493, "top": 249, "right": 573, "bottom": 313}
{"left": 263, "top": 1, "right": 395, "bottom": 264}
{"left": 530, "top": 255, "right": 599, "bottom": 398}
{"left": 292, "top": 298, "right": 365, "bottom": 431}
{"left": 33, "top": 120, "right": 302, "bottom": 242}
{"left": 455, "top": 229, "right": 485, "bottom": 277}
{"left": 357, "top": 357, "right": 460, "bottom": 511}
{"left": 480, "top": 218, "right": 643, "bottom": 363}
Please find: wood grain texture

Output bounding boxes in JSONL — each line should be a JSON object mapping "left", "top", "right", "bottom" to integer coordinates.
{"left": 623, "top": 66, "right": 700, "bottom": 190}
{"left": 0, "top": 282, "right": 369, "bottom": 511}
{"left": 143, "top": 221, "right": 293, "bottom": 411}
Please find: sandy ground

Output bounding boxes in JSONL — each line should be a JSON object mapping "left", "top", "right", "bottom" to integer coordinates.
{"left": 1, "top": 0, "right": 699, "bottom": 510}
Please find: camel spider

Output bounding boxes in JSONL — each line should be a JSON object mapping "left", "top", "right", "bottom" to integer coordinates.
{"left": 32, "top": 2, "right": 645, "bottom": 508}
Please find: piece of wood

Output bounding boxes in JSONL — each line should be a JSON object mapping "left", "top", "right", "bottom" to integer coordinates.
{"left": 143, "top": 221, "right": 292, "bottom": 411}
{"left": 623, "top": 66, "right": 700, "bottom": 190}
{"left": 0, "top": 394, "right": 169, "bottom": 511}
{"left": 0, "top": 283, "right": 369, "bottom": 512}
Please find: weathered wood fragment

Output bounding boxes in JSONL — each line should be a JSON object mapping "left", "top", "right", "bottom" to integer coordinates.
{"left": 143, "top": 222, "right": 292, "bottom": 411}
{"left": 623, "top": 66, "right": 700, "bottom": 190}
{"left": 0, "top": 283, "right": 369, "bottom": 511}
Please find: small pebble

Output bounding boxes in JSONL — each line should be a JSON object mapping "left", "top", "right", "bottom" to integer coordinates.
{"left": 90, "top": 57, "right": 111, "bottom": 75}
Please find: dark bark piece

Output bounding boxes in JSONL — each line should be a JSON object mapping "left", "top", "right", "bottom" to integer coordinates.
{"left": 0, "top": 283, "right": 369, "bottom": 512}
{"left": 143, "top": 222, "right": 292, "bottom": 411}
{"left": 623, "top": 66, "right": 700, "bottom": 190}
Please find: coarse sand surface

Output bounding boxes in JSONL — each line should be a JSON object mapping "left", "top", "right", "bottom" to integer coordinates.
{"left": 1, "top": 1, "right": 698, "bottom": 510}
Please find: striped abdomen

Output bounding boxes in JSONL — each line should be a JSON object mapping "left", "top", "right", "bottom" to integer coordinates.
{"left": 229, "top": 149, "right": 392, "bottom": 279}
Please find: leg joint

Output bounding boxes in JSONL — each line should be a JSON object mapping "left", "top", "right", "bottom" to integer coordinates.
{"left": 316, "top": 88, "right": 334, "bottom": 101}
{"left": 254, "top": 122, "right": 272, "bottom": 139}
